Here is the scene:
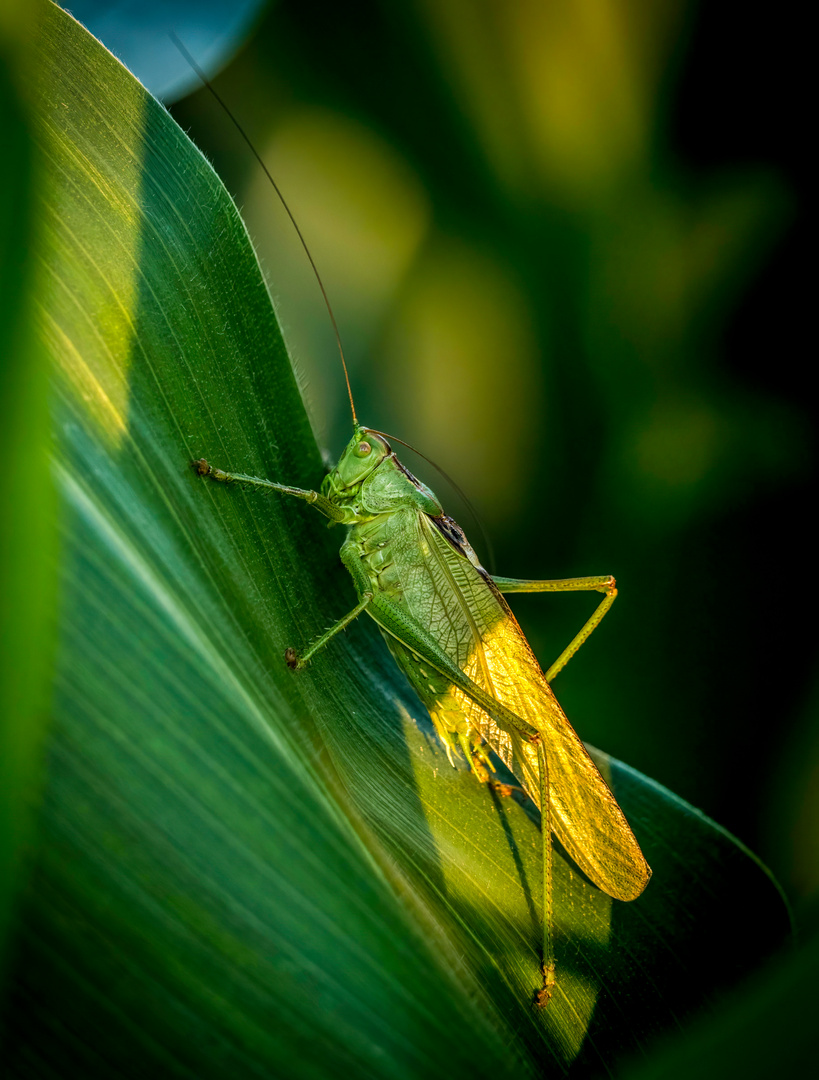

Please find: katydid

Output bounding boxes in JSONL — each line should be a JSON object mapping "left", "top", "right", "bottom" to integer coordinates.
{"left": 180, "top": 36, "right": 650, "bottom": 1007}
{"left": 194, "top": 419, "right": 650, "bottom": 1007}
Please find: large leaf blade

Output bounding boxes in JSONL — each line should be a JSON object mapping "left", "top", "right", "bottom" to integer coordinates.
{"left": 4, "top": 4, "right": 790, "bottom": 1076}
{"left": 15, "top": 5, "right": 521, "bottom": 1076}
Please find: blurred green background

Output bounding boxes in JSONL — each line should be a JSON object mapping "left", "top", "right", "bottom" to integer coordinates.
{"left": 160, "top": 0, "right": 813, "bottom": 920}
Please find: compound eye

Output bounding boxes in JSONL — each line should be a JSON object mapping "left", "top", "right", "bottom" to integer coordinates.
{"left": 357, "top": 441, "right": 372, "bottom": 456}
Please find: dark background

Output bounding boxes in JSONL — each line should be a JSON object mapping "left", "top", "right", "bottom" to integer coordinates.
{"left": 168, "top": 0, "right": 813, "bottom": 922}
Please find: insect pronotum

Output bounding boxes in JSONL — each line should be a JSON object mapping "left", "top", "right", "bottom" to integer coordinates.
{"left": 177, "top": 36, "right": 651, "bottom": 1007}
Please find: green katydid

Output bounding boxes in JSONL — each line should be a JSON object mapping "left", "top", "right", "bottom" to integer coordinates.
{"left": 182, "top": 38, "right": 651, "bottom": 1007}
{"left": 194, "top": 417, "right": 650, "bottom": 1006}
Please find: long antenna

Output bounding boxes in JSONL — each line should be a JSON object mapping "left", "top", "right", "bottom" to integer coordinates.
{"left": 169, "top": 32, "right": 358, "bottom": 425}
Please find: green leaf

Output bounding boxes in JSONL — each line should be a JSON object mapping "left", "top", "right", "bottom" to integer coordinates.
{"left": 0, "top": 0, "right": 57, "bottom": 971}
{"left": 3, "top": 4, "right": 790, "bottom": 1076}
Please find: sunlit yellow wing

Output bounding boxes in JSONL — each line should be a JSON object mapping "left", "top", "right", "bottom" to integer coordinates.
{"left": 386, "top": 510, "right": 650, "bottom": 903}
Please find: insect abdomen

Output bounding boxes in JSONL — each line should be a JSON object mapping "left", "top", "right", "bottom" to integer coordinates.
{"left": 384, "top": 635, "right": 473, "bottom": 763}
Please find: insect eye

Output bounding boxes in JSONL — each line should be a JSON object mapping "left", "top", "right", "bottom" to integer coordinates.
{"left": 357, "top": 441, "right": 372, "bottom": 456}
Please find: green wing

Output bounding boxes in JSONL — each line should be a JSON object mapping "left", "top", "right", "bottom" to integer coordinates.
{"left": 362, "top": 511, "right": 650, "bottom": 903}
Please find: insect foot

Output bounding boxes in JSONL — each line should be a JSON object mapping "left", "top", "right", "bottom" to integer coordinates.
{"left": 535, "top": 962, "right": 556, "bottom": 1009}
{"left": 471, "top": 758, "right": 491, "bottom": 784}
{"left": 192, "top": 458, "right": 230, "bottom": 482}
{"left": 284, "top": 647, "right": 301, "bottom": 671}
{"left": 489, "top": 781, "right": 516, "bottom": 798}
